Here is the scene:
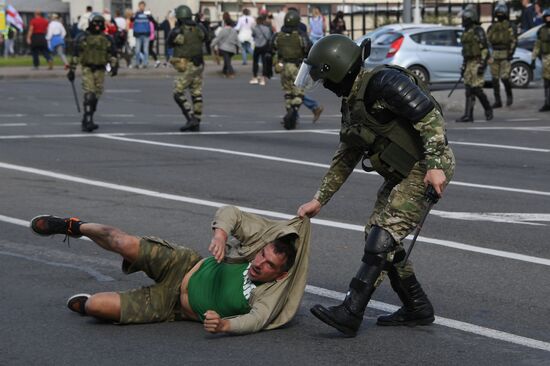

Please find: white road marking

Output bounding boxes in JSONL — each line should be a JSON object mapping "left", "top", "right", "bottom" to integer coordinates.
{"left": 43, "top": 114, "right": 78, "bottom": 117}
{"left": 99, "top": 135, "right": 550, "bottom": 198}
{"left": 99, "top": 114, "right": 135, "bottom": 118}
{"left": 0, "top": 113, "right": 25, "bottom": 117}
{"left": 305, "top": 285, "right": 550, "bottom": 352}
{"left": 430, "top": 211, "right": 550, "bottom": 226}
{"left": 0, "top": 163, "right": 549, "bottom": 267}
{"left": 104, "top": 89, "right": 141, "bottom": 93}
{"left": 0, "top": 215, "right": 548, "bottom": 352}
{"left": 449, "top": 141, "right": 550, "bottom": 153}
{"left": 506, "top": 118, "right": 541, "bottom": 122}
{"left": 458, "top": 126, "right": 550, "bottom": 132}
{"left": 0, "top": 123, "right": 27, "bottom": 127}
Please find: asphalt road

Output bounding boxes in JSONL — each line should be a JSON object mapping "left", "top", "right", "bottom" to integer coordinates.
{"left": 0, "top": 69, "right": 549, "bottom": 366}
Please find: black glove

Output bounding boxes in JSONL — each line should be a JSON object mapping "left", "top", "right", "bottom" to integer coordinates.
{"left": 67, "top": 69, "right": 75, "bottom": 82}
{"left": 111, "top": 65, "right": 118, "bottom": 77}
{"left": 531, "top": 60, "right": 536, "bottom": 70}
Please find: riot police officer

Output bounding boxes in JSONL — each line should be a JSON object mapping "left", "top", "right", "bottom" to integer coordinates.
{"left": 531, "top": 9, "right": 550, "bottom": 112}
{"left": 272, "top": 10, "right": 311, "bottom": 130}
{"left": 456, "top": 5, "right": 493, "bottom": 122}
{"left": 67, "top": 13, "right": 118, "bottom": 132}
{"left": 487, "top": 3, "right": 517, "bottom": 108}
{"left": 168, "top": 5, "right": 207, "bottom": 132}
{"left": 295, "top": 35, "right": 455, "bottom": 337}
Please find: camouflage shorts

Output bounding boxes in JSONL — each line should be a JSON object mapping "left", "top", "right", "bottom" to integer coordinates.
{"left": 81, "top": 66, "right": 106, "bottom": 97}
{"left": 464, "top": 59, "right": 485, "bottom": 88}
{"left": 367, "top": 146, "right": 455, "bottom": 278}
{"left": 118, "top": 236, "right": 202, "bottom": 324}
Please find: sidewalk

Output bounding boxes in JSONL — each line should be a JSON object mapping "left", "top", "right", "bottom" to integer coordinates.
{"left": 0, "top": 59, "right": 251, "bottom": 80}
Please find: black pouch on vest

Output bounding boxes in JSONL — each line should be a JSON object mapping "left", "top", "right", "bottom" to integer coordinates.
{"left": 191, "top": 55, "right": 204, "bottom": 66}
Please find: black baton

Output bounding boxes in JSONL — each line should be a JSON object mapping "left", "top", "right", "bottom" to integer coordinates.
{"left": 401, "top": 185, "right": 440, "bottom": 266}
{"left": 70, "top": 80, "right": 81, "bottom": 113}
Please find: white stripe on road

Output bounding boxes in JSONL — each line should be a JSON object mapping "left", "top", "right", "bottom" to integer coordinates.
{"left": 506, "top": 118, "right": 541, "bottom": 122}
{"left": 0, "top": 114, "right": 25, "bottom": 117}
{"left": 0, "top": 123, "right": 27, "bottom": 127}
{"left": 1, "top": 215, "right": 548, "bottom": 352}
{"left": 1, "top": 162, "right": 549, "bottom": 267}
{"left": 430, "top": 210, "right": 550, "bottom": 226}
{"left": 449, "top": 141, "right": 550, "bottom": 153}
{"left": 100, "top": 135, "right": 550, "bottom": 198}
{"left": 458, "top": 126, "right": 550, "bottom": 132}
{"left": 305, "top": 285, "right": 550, "bottom": 352}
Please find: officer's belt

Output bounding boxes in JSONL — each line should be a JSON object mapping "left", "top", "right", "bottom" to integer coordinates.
{"left": 464, "top": 56, "right": 482, "bottom": 61}
{"left": 282, "top": 59, "right": 302, "bottom": 65}
{"left": 492, "top": 45, "right": 509, "bottom": 50}
{"left": 83, "top": 64, "right": 106, "bottom": 71}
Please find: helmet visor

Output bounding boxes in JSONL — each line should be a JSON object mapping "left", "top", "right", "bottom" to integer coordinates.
{"left": 294, "top": 62, "right": 322, "bottom": 91}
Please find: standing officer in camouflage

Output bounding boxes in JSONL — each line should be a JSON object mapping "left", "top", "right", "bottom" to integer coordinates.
{"left": 531, "top": 9, "right": 550, "bottom": 112}
{"left": 456, "top": 6, "right": 493, "bottom": 122}
{"left": 272, "top": 10, "right": 311, "bottom": 130}
{"left": 67, "top": 14, "right": 118, "bottom": 132}
{"left": 295, "top": 35, "right": 455, "bottom": 337}
{"left": 487, "top": 3, "right": 517, "bottom": 108}
{"left": 168, "top": 5, "right": 207, "bottom": 132}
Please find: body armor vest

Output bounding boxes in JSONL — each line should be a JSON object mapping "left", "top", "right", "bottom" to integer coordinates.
{"left": 276, "top": 31, "right": 305, "bottom": 61}
{"left": 340, "top": 66, "right": 436, "bottom": 182}
{"left": 488, "top": 20, "right": 513, "bottom": 50}
{"left": 462, "top": 26, "right": 482, "bottom": 58}
{"left": 173, "top": 25, "right": 204, "bottom": 58}
{"left": 539, "top": 26, "right": 550, "bottom": 55}
{"left": 79, "top": 34, "right": 111, "bottom": 66}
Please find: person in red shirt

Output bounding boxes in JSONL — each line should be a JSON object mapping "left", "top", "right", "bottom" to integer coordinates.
{"left": 26, "top": 10, "right": 53, "bottom": 69}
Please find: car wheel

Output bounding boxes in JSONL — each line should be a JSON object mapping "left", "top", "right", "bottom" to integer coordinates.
{"left": 510, "top": 62, "right": 531, "bottom": 88}
{"left": 408, "top": 65, "right": 430, "bottom": 84}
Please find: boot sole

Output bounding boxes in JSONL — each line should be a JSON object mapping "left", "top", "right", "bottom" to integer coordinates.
{"left": 310, "top": 306, "right": 358, "bottom": 337}
{"left": 376, "top": 315, "right": 435, "bottom": 327}
{"left": 29, "top": 215, "right": 60, "bottom": 237}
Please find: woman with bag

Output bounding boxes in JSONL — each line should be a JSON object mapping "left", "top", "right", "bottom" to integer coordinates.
{"left": 211, "top": 13, "right": 240, "bottom": 78}
{"left": 46, "top": 13, "right": 68, "bottom": 67}
{"left": 250, "top": 14, "right": 273, "bottom": 85}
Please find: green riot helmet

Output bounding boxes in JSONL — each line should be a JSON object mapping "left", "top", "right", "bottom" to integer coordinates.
{"left": 88, "top": 13, "right": 105, "bottom": 34}
{"left": 295, "top": 34, "right": 364, "bottom": 96}
{"left": 494, "top": 3, "right": 508, "bottom": 21}
{"left": 544, "top": 8, "right": 550, "bottom": 25}
{"left": 462, "top": 5, "right": 478, "bottom": 28}
{"left": 175, "top": 5, "right": 193, "bottom": 22}
{"left": 284, "top": 10, "right": 300, "bottom": 28}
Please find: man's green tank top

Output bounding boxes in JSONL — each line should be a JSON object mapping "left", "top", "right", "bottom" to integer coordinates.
{"left": 188, "top": 257, "right": 254, "bottom": 321}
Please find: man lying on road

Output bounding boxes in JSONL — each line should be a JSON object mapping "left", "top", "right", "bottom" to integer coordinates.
{"left": 30, "top": 205, "right": 311, "bottom": 334}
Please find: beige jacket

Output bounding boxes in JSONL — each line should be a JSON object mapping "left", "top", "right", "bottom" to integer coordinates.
{"left": 211, "top": 206, "right": 311, "bottom": 334}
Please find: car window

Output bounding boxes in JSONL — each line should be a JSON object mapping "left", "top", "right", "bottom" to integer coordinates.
{"left": 410, "top": 30, "right": 457, "bottom": 46}
{"left": 518, "top": 24, "right": 542, "bottom": 39}
{"left": 455, "top": 30, "right": 463, "bottom": 46}
{"left": 374, "top": 32, "right": 403, "bottom": 45}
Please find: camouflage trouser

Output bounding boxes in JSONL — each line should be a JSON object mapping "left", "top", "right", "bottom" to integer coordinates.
{"left": 118, "top": 236, "right": 202, "bottom": 324}
{"left": 281, "top": 63, "right": 304, "bottom": 110}
{"left": 489, "top": 59, "right": 511, "bottom": 80}
{"left": 173, "top": 62, "right": 204, "bottom": 117}
{"left": 542, "top": 54, "right": 550, "bottom": 80}
{"left": 464, "top": 59, "right": 485, "bottom": 88}
{"left": 366, "top": 146, "right": 456, "bottom": 284}
{"left": 82, "top": 66, "right": 106, "bottom": 97}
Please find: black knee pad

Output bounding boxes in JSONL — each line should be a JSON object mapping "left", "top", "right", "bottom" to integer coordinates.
{"left": 363, "top": 226, "right": 396, "bottom": 259}
{"left": 173, "top": 93, "right": 186, "bottom": 104}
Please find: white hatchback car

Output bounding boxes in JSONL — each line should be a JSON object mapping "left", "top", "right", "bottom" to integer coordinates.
{"left": 357, "top": 26, "right": 541, "bottom": 88}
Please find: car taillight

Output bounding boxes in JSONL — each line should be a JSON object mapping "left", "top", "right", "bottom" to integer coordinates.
{"left": 386, "top": 36, "right": 404, "bottom": 58}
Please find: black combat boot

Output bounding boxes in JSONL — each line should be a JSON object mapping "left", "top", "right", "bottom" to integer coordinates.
{"left": 174, "top": 92, "right": 201, "bottom": 131}
{"left": 540, "top": 80, "right": 550, "bottom": 112}
{"left": 82, "top": 93, "right": 98, "bottom": 132}
{"left": 502, "top": 79, "right": 513, "bottom": 106}
{"left": 491, "top": 79, "right": 502, "bottom": 108}
{"left": 376, "top": 267, "right": 435, "bottom": 326}
{"left": 310, "top": 226, "right": 394, "bottom": 337}
{"left": 283, "top": 106, "right": 299, "bottom": 130}
{"left": 456, "top": 87, "right": 474, "bottom": 122}
{"left": 473, "top": 87, "right": 493, "bottom": 120}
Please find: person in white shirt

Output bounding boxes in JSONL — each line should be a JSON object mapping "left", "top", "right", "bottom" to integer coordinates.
{"left": 46, "top": 13, "right": 68, "bottom": 66}
{"left": 235, "top": 8, "right": 255, "bottom": 65}
{"left": 114, "top": 10, "right": 127, "bottom": 30}
{"left": 78, "top": 6, "right": 93, "bottom": 31}
{"left": 272, "top": 6, "right": 287, "bottom": 33}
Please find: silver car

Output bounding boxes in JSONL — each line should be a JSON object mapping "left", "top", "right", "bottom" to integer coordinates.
{"left": 359, "top": 26, "right": 541, "bottom": 88}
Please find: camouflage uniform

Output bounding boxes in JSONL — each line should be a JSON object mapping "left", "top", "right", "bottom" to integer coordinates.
{"left": 457, "top": 24, "right": 493, "bottom": 122}
{"left": 532, "top": 23, "right": 550, "bottom": 110}
{"left": 272, "top": 28, "right": 310, "bottom": 129}
{"left": 119, "top": 236, "right": 202, "bottom": 324}
{"left": 314, "top": 67, "right": 455, "bottom": 287}
{"left": 168, "top": 21, "right": 206, "bottom": 131}
{"left": 487, "top": 19, "right": 517, "bottom": 107}
{"left": 69, "top": 31, "right": 117, "bottom": 131}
